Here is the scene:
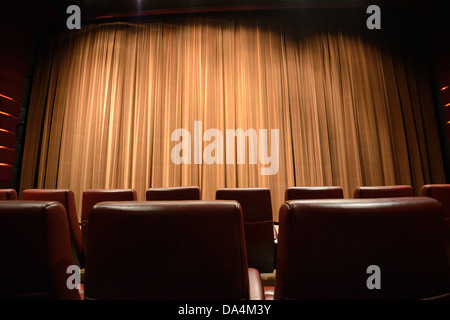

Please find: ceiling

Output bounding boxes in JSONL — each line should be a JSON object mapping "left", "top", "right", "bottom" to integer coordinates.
{"left": 0, "top": 1, "right": 445, "bottom": 31}
{"left": 0, "top": 1, "right": 448, "bottom": 56}
{"left": 32, "top": 0, "right": 442, "bottom": 23}
{"left": 41, "top": 0, "right": 384, "bottom": 18}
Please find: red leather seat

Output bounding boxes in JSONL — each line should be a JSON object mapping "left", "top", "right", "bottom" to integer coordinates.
{"left": 0, "top": 189, "right": 18, "bottom": 200}
{"left": 274, "top": 198, "right": 450, "bottom": 299}
{"left": 421, "top": 184, "right": 450, "bottom": 267}
{"left": 22, "top": 189, "right": 84, "bottom": 268}
{"left": 353, "top": 185, "right": 414, "bottom": 198}
{"left": 0, "top": 201, "right": 81, "bottom": 300}
{"left": 285, "top": 186, "right": 344, "bottom": 201}
{"left": 81, "top": 189, "right": 137, "bottom": 254}
{"left": 146, "top": 186, "right": 201, "bottom": 200}
{"left": 420, "top": 184, "right": 450, "bottom": 217}
{"left": 84, "top": 200, "right": 263, "bottom": 300}
{"left": 216, "top": 188, "right": 275, "bottom": 273}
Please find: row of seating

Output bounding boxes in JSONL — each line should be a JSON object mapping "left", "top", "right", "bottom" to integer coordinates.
{"left": 1, "top": 184, "right": 449, "bottom": 273}
{"left": 84, "top": 196, "right": 450, "bottom": 300}
{"left": 0, "top": 184, "right": 422, "bottom": 202}
{"left": 1, "top": 195, "right": 449, "bottom": 300}
{"left": 1, "top": 184, "right": 450, "bottom": 299}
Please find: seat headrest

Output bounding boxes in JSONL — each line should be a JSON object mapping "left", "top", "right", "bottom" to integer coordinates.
{"left": 146, "top": 186, "right": 200, "bottom": 200}
{"left": 354, "top": 185, "right": 413, "bottom": 198}
{"left": 85, "top": 200, "right": 249, "bottom": 300}
{"left": 0, "top": 201, "right": 80, "bottom": 300}
{"left": 285, "top": 186, "right": 343, "bottom": 200}
{"left": 275, "top": 197, "right": 450, "bottom": 300}
{"left": 81, "top": 189, "right": 137, "bottom": 221}
{"left": 0, "top": 189, "right": 18, "bottom": 200}
{"left": 421, "top": 184, "right": 450, "bottom": 218}
{"left": 216, "top": 188, "right": 272, "bottom": 222}
{"left": 22, "top": 189, "right": 74, "bottom": 207}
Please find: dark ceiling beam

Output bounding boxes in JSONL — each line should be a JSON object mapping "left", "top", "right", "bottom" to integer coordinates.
{"left": 83, "top": 1, "right": 392, "bottom": 22}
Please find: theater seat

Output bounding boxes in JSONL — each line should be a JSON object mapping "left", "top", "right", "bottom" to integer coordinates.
{"left": 273, "top": 197, "right": 450, "bottom": 300}
{"left": 0, "top": 201, "right": 81, "bottom": 300}
{"left": 22, "top": 189, "right": 84, "bottom": 268}
{"left": 285, "top": 186, "right": 344, "bottom": 201}
{"left": 84, "top": 200, "right": 263, "bottom": 300}
{"left": 420, "top": 184, "right": 450, "bottom": 217}
{"left": 216, "top": 188, "right": 275, "bottom": 273}
{"left": 353, "top": 185, "right": 414, "bottom": 198}
{"left": 81, "top": 189, "right": 137, "bottom": 254}
{"left": 0, "top": 189, "right": 18, "bottom": 200}
{"left": 420, "top": 184, "right": 450, "bottom": 267}
{"left": 146, "top": 186, "right": 201, "bottom": 200}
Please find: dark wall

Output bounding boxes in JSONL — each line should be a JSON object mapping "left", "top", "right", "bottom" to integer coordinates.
{"left": 0, "top": 1, "right": 59, "bottom": 187}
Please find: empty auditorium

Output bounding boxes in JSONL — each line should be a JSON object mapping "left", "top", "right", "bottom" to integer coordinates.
{"left": 1, "top": 0, "right": 450, "bottom": 307}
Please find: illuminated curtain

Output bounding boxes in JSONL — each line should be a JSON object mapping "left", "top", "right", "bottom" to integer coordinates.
{"left": 20, "top": 12, "right": 446, "bottom": 221}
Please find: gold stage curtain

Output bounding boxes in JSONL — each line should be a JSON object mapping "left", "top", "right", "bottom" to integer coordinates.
{"left": 20, "top": 11, "right": 446, "bottom": 221}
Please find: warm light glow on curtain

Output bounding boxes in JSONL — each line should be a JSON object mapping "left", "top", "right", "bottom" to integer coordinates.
{"left": 21, "top": 13, "right": 446, "bottom": 220}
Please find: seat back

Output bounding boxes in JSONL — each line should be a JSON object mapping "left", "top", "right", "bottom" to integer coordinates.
{"left": 22, "top": 189, "right": 84, "bottom": 267}
{"left": 146, "top": 186, "right": 200, "bottom": 200}
{"left": 285, "top": 186, "right": 344, "bottom": 201}
{"left": 216, "top": 188, "right": 275, "bottom": 273}
{"left": 275, "top": 197, "right": 450, "bottom": 300}
{"left": 421, "top": 184, "right": 450, "bottom": 266}
{"left": 354, "top": 185, "right": 413, "bottom": 198}
{"left": 0, "top": 189, "right": 18, "bottom": 200}
{"left": 420, "top": 184, "right": 450, "bottom": 218}
{"left": 84, "top": 200, "right": 249, "bottom": 300}
{"left": 0, "top": 201, "right": 81, "bottom": 300}
{"left": 81, "top": 189, "right": 137, "bottom": 254}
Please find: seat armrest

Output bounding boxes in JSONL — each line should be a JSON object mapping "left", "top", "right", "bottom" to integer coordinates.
{"left": 273, "top": 224, "right": 278, "bottom": 241}
{"left": 263, "top": 286, "right": 275, "bottom": 300}
{"left": 248, "top": 268, "right": 264, "bottom": 300}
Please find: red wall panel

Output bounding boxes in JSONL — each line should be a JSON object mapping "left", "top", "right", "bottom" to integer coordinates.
{"left": 0, "top": 96, "right": 21, "bottom": 118}
{"left": 0, "top": 113, "right": 18, "bottom": 133}
{"left": 0, "top": 130, "right": 17, "bottom": 149}
{"left": 0, "top": 147, "right": 15, "bottom": 165}
{"left": 0, "top": 164, "right": 13, "bottom": 181}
